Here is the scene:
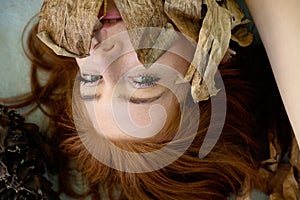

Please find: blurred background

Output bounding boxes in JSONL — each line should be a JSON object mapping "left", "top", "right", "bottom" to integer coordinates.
{"left": 0, "top": 0, "right": 45, "bottom": 127}
{"left": 0, "top": 0, "right": 42, "bottom": 97}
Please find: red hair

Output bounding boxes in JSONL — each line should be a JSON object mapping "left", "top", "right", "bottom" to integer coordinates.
{"left": 1, "top": 20, "right": 287, "bottom": 199}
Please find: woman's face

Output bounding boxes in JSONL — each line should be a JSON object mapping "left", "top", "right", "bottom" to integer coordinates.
{"left": 75, "top": 0, "right": 195, "bottom": 140}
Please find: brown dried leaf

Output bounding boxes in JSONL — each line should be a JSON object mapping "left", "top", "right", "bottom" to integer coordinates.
{"left": 282, "top": 167, "right": 300, "bottom": 200}
{"left": 270, "top": 193, "right": 284, "bottom": 200}
{"left": 38, "top": 0, "right": 103, "bottom": 57}
{"left": 289, "top": 135, "right": 300, "bottom": 173}
{"left": 36, "top": 31, "right": 85, "bottom": 58}
{"left": 224, "top": 0, "right": 244, "bottom": 29}
{"left": 185, "top": 0, "right": 231, "bottom": 101}
{"left": 143, "top": 23, "right": 179, "bottom": 67}
{"left": 164, "top": 0, "right": 204, "bottom": 41}
{"left": 114, "top": 0, "right": 169, "bottom": 65}
{"left": 231, "top": 27, "right": 254, "bottom": 47}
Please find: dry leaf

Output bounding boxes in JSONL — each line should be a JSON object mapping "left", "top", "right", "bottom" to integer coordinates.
{"left": 224, "top": 0, "right": 245, "bottom": 29}
{"left": 164, "top": 0, "right": 203, "bottom": 41}
{"left": 257, "top": 122, "right": 300, "bottom": 199}
{"left": 143, "top": 23, "right": 179, "bottom": 66}
{"left": 36, "top": 31, "right": 85, "bottom": 58}
{"left": 282, "top": 167, "right": 300, "bottom": 200}
{"left": 38, "top": 0, "right": 103, "bottom": 57}
{"left": 114, "top": 0, "right": 170, "bottom": 65}
{"left": 231, "top": 27, "right": 254, "bottom": 47}
{"left": 184, "top": 0, "right": 231, "bottom": 101}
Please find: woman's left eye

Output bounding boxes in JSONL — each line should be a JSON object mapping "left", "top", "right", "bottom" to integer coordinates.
{"left": 128, "top": 74, "right": 160, "bottom": 89}
{"left": 78, "top": 74, "right": 103, "bottom": 87}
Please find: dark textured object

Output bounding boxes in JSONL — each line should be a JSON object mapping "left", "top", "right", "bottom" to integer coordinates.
{"left": 0, "top": 105, "right": 60, "bottom": 200}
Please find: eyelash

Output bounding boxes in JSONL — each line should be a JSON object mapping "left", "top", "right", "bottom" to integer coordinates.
{"left": 78, "top": 74, "right": 102, "bottom": 86}
{"left": 129, "top": 74, "right": 160, "bottom": 89}
{"left": 78, "top": 73, "right": 160, "bottom": 95}
{"left": 78, "top": 73, "right": 161, "bottom": 101}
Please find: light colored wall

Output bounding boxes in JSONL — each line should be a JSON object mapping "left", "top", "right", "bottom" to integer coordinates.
{"left": 0, "top": 0, "right": 46, "bottom": 126}
{"left": 0, "top": 0, "right": 42, "bottom": 97}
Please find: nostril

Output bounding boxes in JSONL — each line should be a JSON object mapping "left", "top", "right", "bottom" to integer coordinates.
{"left": 93, "top": 42, "right": 102, "bottom": 51}
{"left": 90, "top": 37, "right": 101, "bottom": 52}
{"left": 91, "top": 38, "right": 117, "bottom": 53}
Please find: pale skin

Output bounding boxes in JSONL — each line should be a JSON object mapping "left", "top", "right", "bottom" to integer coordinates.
{"left": 245, "top": 0, "right": 300, "bottom": 144}
{"left": 75, "top": 0, "right": 194, "bottom": 140}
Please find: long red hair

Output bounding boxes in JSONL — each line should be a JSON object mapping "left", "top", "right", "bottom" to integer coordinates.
{"left": 1, "top": 20, "right": 287, "bottom": 199}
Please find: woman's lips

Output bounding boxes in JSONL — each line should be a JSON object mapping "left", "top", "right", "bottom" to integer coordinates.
{"left": 101, "top": 11, "right": 122, "bottom": 20}
{"left": 98, "top": 2, "right": 122, "bottom": 28}
{"left": 99, "top": 10, "right": 122, "bottom": 27}
{"left": 99, "top": 3, "right": 122, "bottom": 19}
{"left": 100, "top": 17, "right": 122, "bottom": 28}
{"left": 101, "top": 18, "right": 122, "bottom": 23}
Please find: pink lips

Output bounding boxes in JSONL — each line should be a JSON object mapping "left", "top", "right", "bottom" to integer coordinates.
{"left": 101, "top": 10, "right": 122, "bottom": 20}
{"left": 98, "top": 1, "right": 122, "bottom": 20}
{"left": 99, "top": 6, "right": 122, "bottom": 28}
{"left": 101, "top": 17, "right": 122, "bottom": 29}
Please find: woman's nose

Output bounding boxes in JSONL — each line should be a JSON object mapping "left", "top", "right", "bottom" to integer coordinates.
{"left": 77, "top": 21, "right": 138, "bottom": 81}
{"left": 90, "top": 20, "right": 129, "bottom": 51}
{"left": 88, "top": 22, "right": 135, "bottom": 69}
{"left": 91, "top": 27, "right": 113, "bottom": 52}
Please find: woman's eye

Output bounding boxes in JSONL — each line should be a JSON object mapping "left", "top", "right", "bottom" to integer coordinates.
{"left": 128, "top": 74, "right": 160, "bottom": 89}
{"left": 78, "top": 74, "right": 103, "bottom": 87}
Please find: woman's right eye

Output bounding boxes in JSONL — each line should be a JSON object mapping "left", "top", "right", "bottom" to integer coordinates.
{"left": 128, "top": 74, "right": 161, "bottom": 89}
{"left": 78, "top": 74, "right": 103, "bottom": 87}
